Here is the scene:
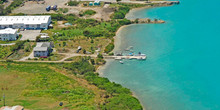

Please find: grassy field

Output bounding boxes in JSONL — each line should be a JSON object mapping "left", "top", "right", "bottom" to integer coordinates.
{"left": 0, "top": 62, "right": 102, "bottom": 109}
{"left": 0, "top": 59, "right": 142, "bottom": 110}
{"left": 53, "top": 37, "right": 111, "bottom": 54}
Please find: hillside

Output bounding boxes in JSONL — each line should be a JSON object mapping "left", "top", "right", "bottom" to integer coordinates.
{"left": 0, "top": 59, "right": 142, "bottom": 110}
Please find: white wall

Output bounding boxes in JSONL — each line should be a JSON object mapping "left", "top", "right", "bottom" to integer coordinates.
{"left": 0, "top": 33, "right": 17, "bottom": 41}
{"left": 34, "top": 51, "right": 49, "bottom": 57}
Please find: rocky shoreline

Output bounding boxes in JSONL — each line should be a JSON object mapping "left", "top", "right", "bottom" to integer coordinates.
{"left": 131, "top": 18, "right": 165, "bottom": 24}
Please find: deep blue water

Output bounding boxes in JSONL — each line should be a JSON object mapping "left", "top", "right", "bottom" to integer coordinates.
{"left": 101, "top": 0, "right": 220, "bottom": 110}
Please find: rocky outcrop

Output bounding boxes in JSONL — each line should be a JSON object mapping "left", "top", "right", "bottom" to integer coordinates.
{"left": 131, "top": 18, "right": 165, "bottom": 24}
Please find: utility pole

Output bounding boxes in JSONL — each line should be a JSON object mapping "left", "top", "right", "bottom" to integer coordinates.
{"left": 1, "top": 64, "right": 8, "bottom": 106}
{"left": 3, "top": 93, "right": 5, "bottom": 106}
{"left": 2, "top": 87, "right": 7, "bottom": 106}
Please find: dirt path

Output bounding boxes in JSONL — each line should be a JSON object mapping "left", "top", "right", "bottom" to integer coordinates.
{"left": 58, "top": 53, "right": 97, "bottom": 62}
{"left": 0, "top": 43, "right": 15, "bottom": 46}
{"left": 3, "top": 0, "right": 13, "bottom": 9}
{"left": 19, "top": 51, "right": 34, "bottom": 61}
{"left": 17, "top": 51, "right": 97, "bottom": 63}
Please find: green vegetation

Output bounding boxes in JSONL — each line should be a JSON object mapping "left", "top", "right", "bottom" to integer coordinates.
{"left": 43, "top": 13, "right": 126, "bottom": 41}
{"left": 79, "top": 10, "right": 96, "bottom": 17}
{"left": 8, "top": 41, "right": 35, "bottom": 60}
{"left": 0, "top": 58, "right": 142, "bottom": 109}
{"left": 67, "top": 0, "right": 80, "bottom": 6}
{"left": 113, "top": 6, "right": 130, "bottom": 19}
{"left": 0, "top": 62, "right": 95, "bottom": 109}
{"left": 0, "top": 40, "right": 35, "bottom": 60}
{"left": 0, "top": 46, "right": 12, "bottom": 59}
{"left": 63, "top": 58, "right": 143, "bottom": 109}
{"left": 104, "top": 43, "right": 114, "bottom": 53}
{"left": 59, "top": 8, "right": 69, "bottom": 13}
{"left": 0, "top": 0, "right": 24, "bottom": 15}
{"left": 0, "top": 0, "right": 6, "bottom": 4}
{"left": 111, "top": 3, "right": 146, "bottom": 19}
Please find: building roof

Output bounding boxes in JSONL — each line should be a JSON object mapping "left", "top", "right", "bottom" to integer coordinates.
{"left": 36, "top": 42, "right": 51, "bottom": 47}
{"left": 0, "top": 28, "right": 17, "bottom": 34}
{"left": 33, "top": 47, "right": 48, "bottom": 51}
{"left": 0, "top": 16, "right": 51, "bottom": 25}
{"left": 34, "top": 42, "right": 51, "bottom": 51}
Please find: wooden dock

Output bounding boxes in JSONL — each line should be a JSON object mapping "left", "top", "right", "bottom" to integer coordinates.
{"left": 104, "top": 55, "right": 147, "bottom": 60}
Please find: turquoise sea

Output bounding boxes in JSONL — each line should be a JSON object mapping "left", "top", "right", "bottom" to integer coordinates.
{"left": 100, "top": 0, "right": 220, "bottom": 110}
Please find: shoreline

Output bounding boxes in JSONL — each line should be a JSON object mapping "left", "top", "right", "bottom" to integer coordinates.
{"left": 97, "top": 4, "right": 172, "bottom": 109}
{"left": 97, "top": 6, "right": 153, "bottom": 110}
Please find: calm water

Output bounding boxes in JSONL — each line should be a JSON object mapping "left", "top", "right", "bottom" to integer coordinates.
{"left": 100, "top": 0, "right": 220, "bottom": 110}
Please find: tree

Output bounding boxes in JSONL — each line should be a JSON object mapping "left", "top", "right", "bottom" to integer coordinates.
{"left": 36, "top": 36, "right": 40, "bottom": 42}
{"left": 90, "top": 39, "right": 94, "bottom": 43}
{"left": 90, "top": 59, "right": 95, "bottom": 65}
{"left": 63, "top": 41, "right": 66, "bottom": 47}
{"left": 83, "top": 30, "right": 90, "bottom": 37}
{"left": 0, "top": 5, "right": 4, "bottom": 15}
{"left": 97, "top": 53, "right": 103, "bottom": 59}
{"left": 68, "top": 0, "right": 79, "bottom": 6}
{"left": 83, "top": 49, "right": 86, "bottom": 54}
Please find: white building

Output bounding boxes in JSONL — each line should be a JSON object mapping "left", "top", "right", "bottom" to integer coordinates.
{"left": 33, "top": 42, "right": 52, "bottom": 57}
{"left": 0, "top": 28, "right": 18, "bottom": 41}
{"left": 0, "top": 16, "right": 51, "bottom": 30}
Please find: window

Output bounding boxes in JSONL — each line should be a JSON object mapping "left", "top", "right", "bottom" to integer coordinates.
{"left": 37, "top": 24, "right": 40, "bottom": 28}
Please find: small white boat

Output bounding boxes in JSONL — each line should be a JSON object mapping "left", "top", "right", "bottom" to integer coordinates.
{"left": 119, "top": 61, "right": 124, "bottom": 64}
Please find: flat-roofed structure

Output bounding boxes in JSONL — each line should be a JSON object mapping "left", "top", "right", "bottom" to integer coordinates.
{"left": 0, "top": 28, "right": 18, "bottom": 41}
{"left": 0, "top": 16, "right": 51, "bottom": 30}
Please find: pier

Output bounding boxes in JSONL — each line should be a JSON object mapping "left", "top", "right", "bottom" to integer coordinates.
{"left": 104, "top": 55, "right": 147, "bottom": 60}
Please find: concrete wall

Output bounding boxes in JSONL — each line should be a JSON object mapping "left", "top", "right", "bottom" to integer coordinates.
{"left": 0, "top": 33, "right": 17, "bottom": 41}
{"left": 0, "top": 17, "right": 51, "bottom": 30}
{"left": 0, "top": 23, "right": 50, "bottom": 30}
{"left": 34, "top": 50, "right": 49, "bottom": 57}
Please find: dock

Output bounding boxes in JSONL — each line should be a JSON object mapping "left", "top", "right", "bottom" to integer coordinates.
{"left": 104, "top": 55, "right": 147, "bottom": 60}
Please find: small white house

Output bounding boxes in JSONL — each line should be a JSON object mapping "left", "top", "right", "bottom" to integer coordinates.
{"left": 0, "top": 28, "right": 17, "bottom": 41}
{"left": 33, "top": 42, "right": 52, "bottom": 57}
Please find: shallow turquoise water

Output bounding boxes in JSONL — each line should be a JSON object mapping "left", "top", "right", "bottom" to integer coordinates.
{"left": 101, "top": 0, "right": 220, "bottom": 110}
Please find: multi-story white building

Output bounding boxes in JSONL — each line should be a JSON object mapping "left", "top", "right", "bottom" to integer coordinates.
{"left": 33, "top": 42, "right": 52, "bottom": 57}
{"left": 0, "top": 28, "right": 18, "bottom": 41}
{"left": 0, "top": 16, "right": 51, "bottom": 30}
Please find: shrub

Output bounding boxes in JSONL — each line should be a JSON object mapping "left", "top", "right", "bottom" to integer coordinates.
{"left": 104, "top": 43, "right": 114, "bottom": 53}
{"left": 97, "top": 54, "right": 103, "bottom": 59}
{"left": 113, "top": 6, "right": 130, "bottom": 19}
{"left": 90, "top": 59, "right": 95, "bottom": 65}
{"left": 118, "top": 19, "right": 131, "bottom": 25}
{"left": 80, "top": 10, "right": 96, "bottom": 16}
{"left": 68, "top": 0, "right": 79, "bottom": 6}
